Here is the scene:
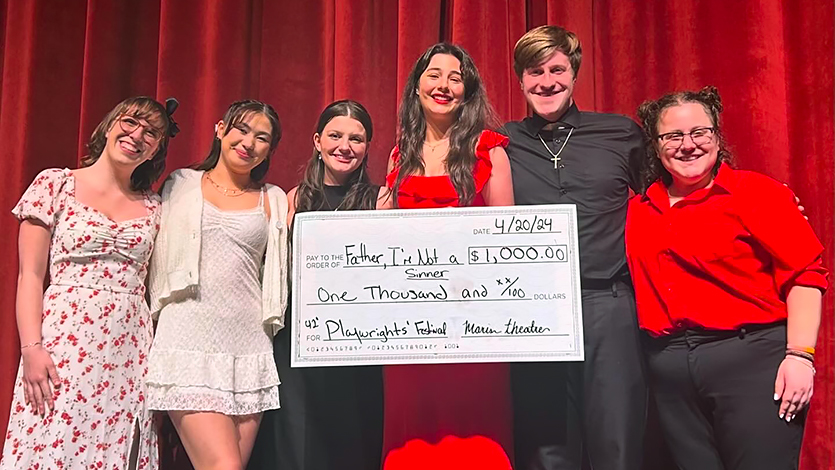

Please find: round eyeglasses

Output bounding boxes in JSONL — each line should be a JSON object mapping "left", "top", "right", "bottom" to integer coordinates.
{"left": 118, "top": 115, "right": 164, "bottom": 145}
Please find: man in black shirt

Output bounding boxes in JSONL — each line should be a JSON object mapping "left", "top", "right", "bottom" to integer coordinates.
{"left": 505, "top": 26, "right": 647, "bottom": 470}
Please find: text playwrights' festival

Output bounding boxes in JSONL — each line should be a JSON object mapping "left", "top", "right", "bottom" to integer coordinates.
{"left": 0, "top": 2, "right": 832, "bottom": 470}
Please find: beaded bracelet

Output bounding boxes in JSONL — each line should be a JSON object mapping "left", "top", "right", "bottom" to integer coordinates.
{"left": 20, "top": 341, "right": 41, "bottom": 350}
{"left": 785, "top": 354, "right": 816, "bottom": 375}
{"left": 786, "top": 349, "right": 815, "bottom": 364}
{"left": 787, "top": 344, "right": 816, "bottom": 355}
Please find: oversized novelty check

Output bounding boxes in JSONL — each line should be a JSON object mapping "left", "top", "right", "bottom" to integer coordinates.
{"left": 291, "top": 204, "right": 583, "bottom": 367}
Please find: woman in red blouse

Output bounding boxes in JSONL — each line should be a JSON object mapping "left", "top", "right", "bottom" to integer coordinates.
{"left": 626, "top": 86, "right": 827, "bottom": 470}
{"left": 381, "top": 43, "right": 515, "bottom": 469}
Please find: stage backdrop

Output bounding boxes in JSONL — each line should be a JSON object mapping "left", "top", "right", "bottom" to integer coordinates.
{"left": 0, "top": 0, "right": 832, "bottom": 469}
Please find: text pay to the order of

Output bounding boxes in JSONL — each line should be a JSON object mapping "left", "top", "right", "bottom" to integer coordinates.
{"left": 291, "top": 204, "right": 583, "bottom": 367}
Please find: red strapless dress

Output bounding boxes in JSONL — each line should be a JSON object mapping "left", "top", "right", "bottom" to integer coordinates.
{"left": 381, "top": 130, "right": 513, "bottom": 470}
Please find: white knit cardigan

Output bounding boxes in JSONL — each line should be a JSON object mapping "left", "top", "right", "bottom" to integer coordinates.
{"left": 147, "top": 168, "right": 289, "bottom": 336}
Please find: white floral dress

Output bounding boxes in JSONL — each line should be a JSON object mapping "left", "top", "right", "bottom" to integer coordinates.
{"left": 1, "top": 168, "right": 160, "bottom": 470}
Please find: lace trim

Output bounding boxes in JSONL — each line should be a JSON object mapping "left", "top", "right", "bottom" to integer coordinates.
{"left": 146, "top": 348, "right": 279, "bottom": 392}
{"left": 147, "top": 383, "right": 280, "bottom": 415}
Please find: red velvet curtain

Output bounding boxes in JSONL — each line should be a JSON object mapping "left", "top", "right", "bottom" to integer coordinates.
{"left": 0, "top": 1, "right": 831, "bottom": 468}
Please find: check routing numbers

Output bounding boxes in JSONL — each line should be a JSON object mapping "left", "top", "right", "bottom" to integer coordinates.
{"left": 291, "top": 205, "right": 584, "bottom": 367}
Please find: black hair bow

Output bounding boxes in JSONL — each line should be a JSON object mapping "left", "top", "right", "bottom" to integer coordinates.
{"left": 165, "top": 97, "right": 180, "bottom": 138}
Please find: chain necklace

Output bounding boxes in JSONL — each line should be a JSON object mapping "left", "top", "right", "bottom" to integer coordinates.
{"left": 205, "top": 171, "right": 251, "bottom": 197}
{"left": 537, "top": 127, "right": 574, "bottom": 169}
{"left": 322, "top": 185, "right": 350, "bottom": 212}
{"left": 423, "top": 138, "right": 450, "bottom": 153}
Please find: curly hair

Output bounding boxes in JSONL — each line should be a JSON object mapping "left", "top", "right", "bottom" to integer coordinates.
{"left": 294, "top": 100, "right": 379, "bottom": 219}
{"left": 391, "top": 42, "right": 500, "bottom": 208}
{"left": 194, "top": 100, "right": 282, "bottom": 182}
{"left": 635, "top": 85, "right": 733, "bottom": 191}
{"left": 83, "top": 96, "right": 172, "bottom": 191}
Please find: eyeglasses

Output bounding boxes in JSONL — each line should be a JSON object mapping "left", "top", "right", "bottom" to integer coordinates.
{"left": 657, "top": 127, "right": 715, "bottom": 149}
{"left": 118, "top": 116, "right": 163, "bottom": 144}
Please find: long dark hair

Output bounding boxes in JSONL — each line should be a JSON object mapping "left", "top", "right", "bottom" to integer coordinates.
{"left": 194, "top": 100, "right": 282, "bottom": 182}
{"left": 392, "top": 43, "right": 499, "bottom": 207}
{"left": 295, "top": 100, "right": 379, "bottom": 218}
{"left": 83, "top": 96, "right": 171, "bottom": 191}
{"left": 636, "top": 85, "right": 733, "bottom": 192}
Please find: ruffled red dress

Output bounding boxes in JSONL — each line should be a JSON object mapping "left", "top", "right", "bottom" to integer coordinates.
{"left": 381, "top": 130, "right": 513, "bottom": 470}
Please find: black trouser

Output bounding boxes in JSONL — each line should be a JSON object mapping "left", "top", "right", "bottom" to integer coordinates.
{"left": 513, "top": 279, "right": 648, "bottom": 470}
{"left": 644, "top": 322, "right": 805, "bottom": 470}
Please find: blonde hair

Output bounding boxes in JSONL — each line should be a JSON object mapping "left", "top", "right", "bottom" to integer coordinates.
{"left": 513, "top": 25, "right": 582, "bottom": 79}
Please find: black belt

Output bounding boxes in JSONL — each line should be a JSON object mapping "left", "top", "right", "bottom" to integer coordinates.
{"left": 581, "top": 274, "right": 631, "bottom": 290}
{"left": 687, "top": 321, "right": 785, "bottom": 339}
{"left": 654, "top": 320, "right": 787, "bottom": 342}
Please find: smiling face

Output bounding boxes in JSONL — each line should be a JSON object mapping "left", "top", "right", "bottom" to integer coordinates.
{"left": 216, "top": 112, "right": 274, "bottom": 176}
{"left": 520, "top": 50, "right": 575, "bottom": 121}
{"left": 417, "top": 53, "right": 465, "bottom": 124}
{"left": 103, "top": 110, "right": 164, "bottom": 169}
{"left": 655, "top": 102, "right": 719, "bottom": 191}
{"left": 314, "top": 115, "right": 369, "bottom": 185}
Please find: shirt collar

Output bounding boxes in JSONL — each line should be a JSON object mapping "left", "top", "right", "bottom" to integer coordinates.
{"left": 710, "top": 162, "right": 736, "bottom": 193}
{"left": 644, "top": 162, "right": 734, "bottom": 209}
{"left": 523, "top": 102, "right": 581, "bottom": 135}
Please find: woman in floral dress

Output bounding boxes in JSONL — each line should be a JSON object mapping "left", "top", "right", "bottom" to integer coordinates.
{"left": 1, "top": 96, "right": 174, "bottom": 470}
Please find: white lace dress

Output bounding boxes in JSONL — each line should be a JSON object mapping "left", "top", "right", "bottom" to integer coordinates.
{"left": 146, "top": 192, "right": 280, "bottom": 415}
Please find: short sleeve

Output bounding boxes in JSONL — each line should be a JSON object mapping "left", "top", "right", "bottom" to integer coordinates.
{"left": 476, "top": 129, "right": 509, "bottom": 151}
{"left": 385, "top": 146, "right": 401, "bottom": 189}
{"left": 625, "top": 119, "right": 646, "bottom": 194}
{"left": 473, "top": 130, "right": 508, "bottom": 192}
{"left": 11, "top": 168, "right": 70, "bottom": 229}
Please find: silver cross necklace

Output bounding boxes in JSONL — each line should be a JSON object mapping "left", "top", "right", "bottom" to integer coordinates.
{"left": 537, "top": 127, "right": 574, "bottom": 169}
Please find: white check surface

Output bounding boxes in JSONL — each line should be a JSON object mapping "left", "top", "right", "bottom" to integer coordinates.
{"left": 291, "top": 204, "right": 584, "bottom": 367}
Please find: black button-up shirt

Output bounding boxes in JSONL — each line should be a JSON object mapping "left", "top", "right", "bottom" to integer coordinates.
{"left": 503, "top": 103, "right": 644, "bottom": 280}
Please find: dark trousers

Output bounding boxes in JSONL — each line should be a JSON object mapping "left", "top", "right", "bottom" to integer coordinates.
{"left": 248, "top": 308, "right": 384, "bottom": 470}
{"left": 644, "top": 323, "right": 805, "bottom": 470}
{"left": 513, "top": 279, "right": 648, "bottom": 470}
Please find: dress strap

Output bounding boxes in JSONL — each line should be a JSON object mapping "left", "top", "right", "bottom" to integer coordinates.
{"left": 258, "top": 187, "right": 265, "bottom": 208}
{"left": 141, "top": 190, "right": 155, "bottom": 211}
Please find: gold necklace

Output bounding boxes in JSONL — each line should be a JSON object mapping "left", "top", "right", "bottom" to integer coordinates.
{"left": 323, "top": 186, "right": 350, "bottom": 212}
{"left": 205, "top": 171, "right": 251, "bottom": 197}
{"left": 423, "top": 138, "right": 450, "bottom": 153}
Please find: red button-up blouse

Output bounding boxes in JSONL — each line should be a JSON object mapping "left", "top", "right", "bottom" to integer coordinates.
{"left": 626, "top": 164, "right": 828, "bottom": 337}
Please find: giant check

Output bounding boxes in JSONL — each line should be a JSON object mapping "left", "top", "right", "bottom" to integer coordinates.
{"left": 291, "top": 204, "right": 583, "bottom": 367}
